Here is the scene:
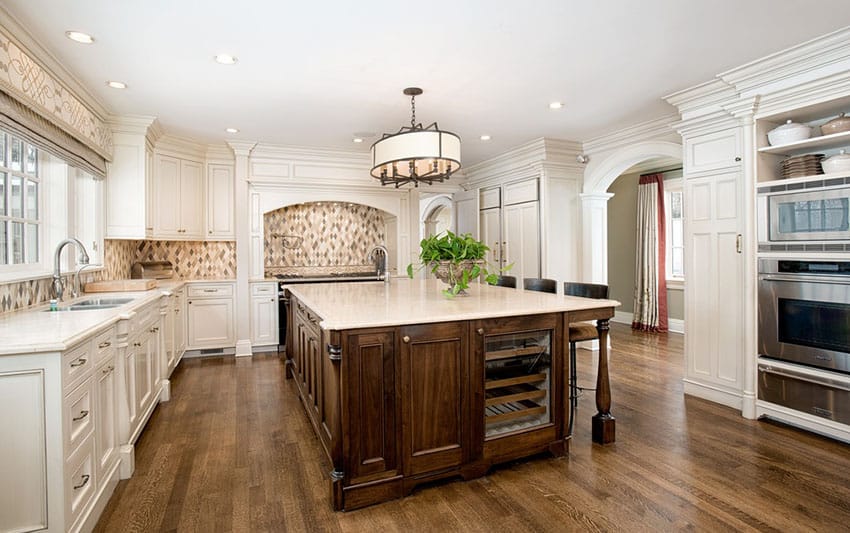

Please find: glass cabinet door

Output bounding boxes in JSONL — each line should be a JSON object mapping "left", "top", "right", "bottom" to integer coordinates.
{"left": 483, "top": 329, "right": 552, "bottom": 437}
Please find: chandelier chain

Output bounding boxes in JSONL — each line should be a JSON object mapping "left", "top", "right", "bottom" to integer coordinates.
{"left": 410, "top": 94, "right": 416, "bottom": 128}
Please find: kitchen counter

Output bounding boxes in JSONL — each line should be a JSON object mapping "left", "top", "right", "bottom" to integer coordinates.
{"left": 284, "top": 278, "right": 621, "bottom": 330}
{"left": 0, "top": 280, "right": 187, "bottom": 356}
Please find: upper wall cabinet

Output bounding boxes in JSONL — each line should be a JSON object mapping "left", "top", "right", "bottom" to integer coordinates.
{"left": 684, "top": 129, "right": 742, "bottom": 176}
{"left": 206, "top": 163, "right": 235, "bottom": 240}
{"left": 106, "top": 136, "right": 154, "bottom": 239}
{"left": 154, "top": 155, "right": 204, "bottom": 240}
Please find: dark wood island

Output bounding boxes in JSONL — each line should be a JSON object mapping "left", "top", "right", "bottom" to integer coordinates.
{"left": 284, "top": 278, "right": 619, "bottom": 510}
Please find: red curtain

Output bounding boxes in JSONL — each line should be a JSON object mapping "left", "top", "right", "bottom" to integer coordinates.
{"left": 632, "top": 173, "right": 668, "bottom": 332}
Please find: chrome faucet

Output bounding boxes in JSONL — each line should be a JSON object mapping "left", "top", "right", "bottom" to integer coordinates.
{"left": 53, "top": 238, "right": 90, "bottom": 301}
{"left": 368, "top": 244, "right": 390, "bottom": 283}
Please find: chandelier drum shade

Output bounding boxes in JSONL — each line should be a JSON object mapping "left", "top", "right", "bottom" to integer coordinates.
{"left": 370, "top": 87, "right": 461, "bottom": 188}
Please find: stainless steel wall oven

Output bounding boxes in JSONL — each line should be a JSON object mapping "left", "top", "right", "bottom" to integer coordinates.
{"left": 758, "top": 258, "right": 850, "bottom": 425}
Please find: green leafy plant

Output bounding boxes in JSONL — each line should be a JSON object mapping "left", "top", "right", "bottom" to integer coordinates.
{"left": 406, "top": 231, "right": 511, "bottom": 298}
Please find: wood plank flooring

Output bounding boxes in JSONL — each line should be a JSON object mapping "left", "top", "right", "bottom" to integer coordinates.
{"left": 94, "top": 324, "right": 850, "bottom": 532}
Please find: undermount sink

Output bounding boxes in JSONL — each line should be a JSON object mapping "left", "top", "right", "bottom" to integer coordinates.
{"left": 46, "top": 297, "right": 135, "bottom": 312}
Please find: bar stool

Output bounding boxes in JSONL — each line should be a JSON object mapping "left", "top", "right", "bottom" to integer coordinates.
{"left": 523, "top": 277, "right": 557, "bottom": 293}
{"left": 494, "top": 275, "right": 517, "bottom": 288}
{"left": 564, "top": 282, "right": 609, "bottom": 435}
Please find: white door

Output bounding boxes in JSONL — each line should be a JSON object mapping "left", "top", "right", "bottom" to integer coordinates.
{"left": 187, "top": 298, "right": 235, "bottom": 349}
{"left": 180, "top": 160, "right": 204, "bottom": 238}
{"left": 684, "top": 170, "right": 743, "bottom": 393}
{"left": 251, "top": 296, "right": 279, "bottom": 346}
{"left": 503, "top": 202, "right": 540, "bottom": 282}
{"left": 479, "top": 208, "right": 502, "bottom": 268}
{"left": 155, "top": 155, "right": 181, "bottom": 237}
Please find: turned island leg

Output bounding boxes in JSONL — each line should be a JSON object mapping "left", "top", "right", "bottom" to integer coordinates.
{"left": 592, "top": 318, "right": 615, "bottom": 444}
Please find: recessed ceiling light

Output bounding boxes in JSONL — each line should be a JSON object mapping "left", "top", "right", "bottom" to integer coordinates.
{"left": 549, "top": 101, "right": 564, "bottom": 110}
{"left": 353, "top": 137, "right": 364, "bottom": 143}
{"left": 106, "top": 81, "right": 127, "bottom": 89}
{"left": 65, "top": 31, "right": 95, "bottom": 44}
{"left": 225, "top": 127, "right": 239, "bottom": 134}
{"left": 214, "top": 54, "right": 238, "bottom": 65}
{"left": 480, "top": 135, "right": 491, "bottom": 141}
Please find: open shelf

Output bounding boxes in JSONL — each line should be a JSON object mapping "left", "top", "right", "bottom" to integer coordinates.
{"left": 484, "top": 345, "right": 545, "bottom": 361}
{"left": 758, "top": 130, "right": 850, "bottom": 156}
{"left": 485, "top": 383, "right": 547, "bottom": 407}
{"left": 485, "top": 372, "right": 547, "bottom": 390}
{"left": 485, "top": 401, "right": 547, "bottom": 425}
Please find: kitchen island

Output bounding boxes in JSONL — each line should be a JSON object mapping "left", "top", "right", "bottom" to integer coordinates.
{"left": 284, "top": 278, "right": 619, "bottom": 510}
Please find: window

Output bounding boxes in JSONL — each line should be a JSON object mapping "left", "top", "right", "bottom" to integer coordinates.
{"left": 0, "top": 132, "right": 41, "bottom": 266}
{"left": 0, "top": 127, "right": 102, "bottom": 279}
{"left": 665, "top": 180, "right": 684, "bottom": 282}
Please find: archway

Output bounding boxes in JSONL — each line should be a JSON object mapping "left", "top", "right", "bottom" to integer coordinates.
{"left": 420, "top": 194, "right": 453, "bottom": 239}
{"left": 580, "top": 141, "right": 682, "bottom": 284}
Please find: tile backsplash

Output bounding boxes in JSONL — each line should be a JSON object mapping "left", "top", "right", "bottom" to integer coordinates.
{"left": 264, "top": 202, "right": 385, "bottom": 273}
{"left": 0, "top": 239, "right": 236, "bottom": 314}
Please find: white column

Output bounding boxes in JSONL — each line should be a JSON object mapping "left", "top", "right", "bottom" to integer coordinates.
{"left": 229, "top": 141, "right": 257, "bottom": 357}
{"left": 580, "top": 192, "right": 614, "bottom": 284}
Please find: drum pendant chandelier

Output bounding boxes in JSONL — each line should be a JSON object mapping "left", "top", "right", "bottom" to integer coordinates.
{"left": 370, "top": 87, "right": 461, "bottom": 188}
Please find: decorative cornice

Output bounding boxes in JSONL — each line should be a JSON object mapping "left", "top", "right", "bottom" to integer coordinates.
{"left": 464, "top": 137, "right": 582, "bottom": 187}
{"left": 155, "top": 133, "right": 209, "bottom": 160}
{"left": 205, "top": 143, "right": 234, "bottom": 163}
{"left": 582, "top": 114, "right": 679, "bottom": 155}
{"left": 250, "top": 142, "right": 372, "bottom": 167}
{"left": 226, "top": 141, "right": 258, "bottom": 157}
{"left": 0, "top": 21, "right": 113, "bottom": 159}
{"left": 664, "top": 79, "right": 739, "bottom": 121}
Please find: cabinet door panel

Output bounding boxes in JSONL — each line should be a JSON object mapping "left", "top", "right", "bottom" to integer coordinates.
{"left": 480, "top": 208, "right": 502, "bottom": 268}
{"left": 180, "top": 160, "right": 204, "bottom": 237}
{"left": 187, "top": 298, "right": 234, "bottom": 349}
{"left": 155, "top": 155, "right": 181, "bottom": 236}
{"left": 95, "top": 359, "right": 117, "bottom": 477}
{"left": 251, "top": 296, "right": 278, "bottom": 346}
{"left": 504, "top": 202, "right": 540, "bottom": 281}
{"left": 346, "top": 330, "right": 398, "bottom": 482}
{"left": 207, "top": 164, "right": 234, "bottom": 239}
{"left": 400, "top": 322, "right": 468, "bottom": 476}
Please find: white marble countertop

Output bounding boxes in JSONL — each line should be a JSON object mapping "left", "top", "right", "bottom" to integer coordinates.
{"left": 0, "top": 280, "right": 188, "bottom": 356}
{"left": 284, "top": 278, "right": 621, "bottom": 330}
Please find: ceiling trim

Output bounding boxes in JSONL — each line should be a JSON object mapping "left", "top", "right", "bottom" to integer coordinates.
{"left": 583, "top": 114, "right": 679, "bottom": 155}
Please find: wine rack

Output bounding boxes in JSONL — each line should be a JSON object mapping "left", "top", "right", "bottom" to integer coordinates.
{"left": 483, "top": 329, "right": 552, "bottom": 437}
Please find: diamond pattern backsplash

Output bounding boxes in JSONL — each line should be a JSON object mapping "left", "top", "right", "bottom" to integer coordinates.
{"left": 0, "top": 239, "right": 236, "bottom": 314}
{"left": 264, "top": 202, "right": 385, "bottom": 273}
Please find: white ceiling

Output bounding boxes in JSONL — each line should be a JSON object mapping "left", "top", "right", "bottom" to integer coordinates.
{"left": 4, "top": 1, "right": 850, "bottom": 166}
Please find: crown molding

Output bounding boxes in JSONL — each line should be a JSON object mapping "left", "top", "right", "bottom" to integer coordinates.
{"left": 582, "top": 114, "right": 679, "bottom": 155}
{"left": 719, "top": 25, "right": 850, "bottom": 98}
{"left": 664, "top": 79, "right": 739, "bottom": 121}
{"left": 464, "top": 137, "right": 581, "bottom": 186}
{"left": 0, "top": 5, "right": 109, "bottom": 119}
{"left": 107, "top": 115, "right": 157, "bottom": 135}
{"left": 250, "top": 142, "right": 371, "bottom": 166}
{"left": 155, "top": 134, "right": 209, "bottom": 160}
{"left": 205, "top": 143, "right": 235, "bottom": 162}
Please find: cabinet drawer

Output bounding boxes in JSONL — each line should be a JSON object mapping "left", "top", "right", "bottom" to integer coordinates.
{"left": 63, "top": 341, "right": 93, "bottom": 392}
{"left": 93, "top": 328, "right": 115, "bottom": 365}
{"left": 188, "top": 284, "right": 234, "bottom": 298}
{"left": 65, "top": 433, "right": 96, "bottom": 528}
{"left": 251, "top": 282, "right": 277, "bottom": 296}
{"left": 64, "top": 377, "right": 94, "bottom": 457}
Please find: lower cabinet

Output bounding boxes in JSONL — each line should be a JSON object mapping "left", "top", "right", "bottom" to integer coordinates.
{"left": 186, "top": 282, "right": 235, "bottom": 350}
{"left": 250, "top": 281, "right": 278, "bottom": 347}
{"left": 164, "top": 287, "right": 187, "bottom": 376}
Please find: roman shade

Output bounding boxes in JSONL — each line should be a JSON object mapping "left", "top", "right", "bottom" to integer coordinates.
{"left": 0, "top": 89, "right": 107, "bottom": 178}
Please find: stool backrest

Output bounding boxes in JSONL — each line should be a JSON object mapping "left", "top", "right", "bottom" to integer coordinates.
{"left": 563, "top": 282, "right": 609, "bottom": 300}
{"left": 494, "top": 275, "right": 517, "bottom": 288}
{"left": 523, "top": 277, "right": 557, "bottom": 294}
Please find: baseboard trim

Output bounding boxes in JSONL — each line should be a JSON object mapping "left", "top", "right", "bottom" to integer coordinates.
{"left": 683, "top": 379, "right": 743, "bottom": 410}
{"left": 235, "top": 339, "right": 253, "bottom": 357}
{"left": 613, "top": 311, "right": 684, "bottom": 334}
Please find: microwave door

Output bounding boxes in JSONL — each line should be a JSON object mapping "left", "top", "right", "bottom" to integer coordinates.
{"left": 768, "top": 187, "right": 850, "bottom": 242}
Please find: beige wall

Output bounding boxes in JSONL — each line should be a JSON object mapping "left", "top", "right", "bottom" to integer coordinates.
{"left": 606, "top": 171, "right": 684, "bottom": 321}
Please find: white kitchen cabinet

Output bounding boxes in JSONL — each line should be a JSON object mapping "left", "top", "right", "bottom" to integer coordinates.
{"left": 503, "top": 201, "right": 541, "bottom": 282}
{"left": 684, "top": 162, "right": 744, "bottom": 403}
{"left": 0, "top": 325, "right": 120, "bottom": 533}
{"left": 251, "top": 282, "right": 278, "bottom": 347}
{"left": 106, "top": 126, "right": 155, "bottom": 239}
{"left": 187, "top": 282, "right": 236, "bottom": 350}
{"left": 207, "top": 163, "right": 235, "bottom": 240}
{"left": 164, "top": 286, "right": 187, "bottom": 376}
{"left": 155, "top": 154, "right": 204, "bottom": 239}
{"left": 684, "top": 128, "right": 742, "bottom": 176}
{"left": 476, "top": 179, "right": 541, "bottom": 283}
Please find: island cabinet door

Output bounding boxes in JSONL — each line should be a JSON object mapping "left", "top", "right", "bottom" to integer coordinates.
{"left": 399, "top": 321, "right": 470, "bottom": 476}
{"left": 343, "top": 329, "right": 399, "bottom": 483}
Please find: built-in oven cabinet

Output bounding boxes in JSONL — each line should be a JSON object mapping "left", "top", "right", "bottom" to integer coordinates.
{"left": 250, "top": 282, "right": 278, "bottom": 347}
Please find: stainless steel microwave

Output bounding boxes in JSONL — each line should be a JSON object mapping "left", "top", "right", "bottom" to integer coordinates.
{"left": 758, "top": 185, "right": 850, "bottom": 243}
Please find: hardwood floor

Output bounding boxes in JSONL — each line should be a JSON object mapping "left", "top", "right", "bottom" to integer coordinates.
{"left": 94, "top": 324, "right": 850, "bottom": 532}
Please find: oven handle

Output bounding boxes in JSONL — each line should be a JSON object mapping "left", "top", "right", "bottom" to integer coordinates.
{"left": 759, "top": 274, "right": 850, "bottom": 285}
{"left": 759, "top": 363, "right": 850, "bottom": 392}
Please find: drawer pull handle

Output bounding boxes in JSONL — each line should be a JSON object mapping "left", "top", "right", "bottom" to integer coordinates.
{"left": 102, "top": 365, "right": 114, "bottom": 375}
{"left": 202, "top": 289, "right": 217, "bottom": 293}
{"left": 72, "top": 410, "right": 89, "bottom": 422}
{"left": 73, "top": 475, "right": 90, "bottom": 490}
{"left": 150, "top": 327, "right": 159, "bottom": 333}
{"left": 477, "top": 328, "right": 484, "bottom": 336}
{"left": 98, "top": 341, "right": 111, "bottom": 348}
{"left": 403, "top": 335, "right": 410, "bottom": 343}
{"left": 70, "top": 358, "right": 87, "bottom": 368}
{"left": 133, "top": 342, "right": 142, "bottom": 347}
